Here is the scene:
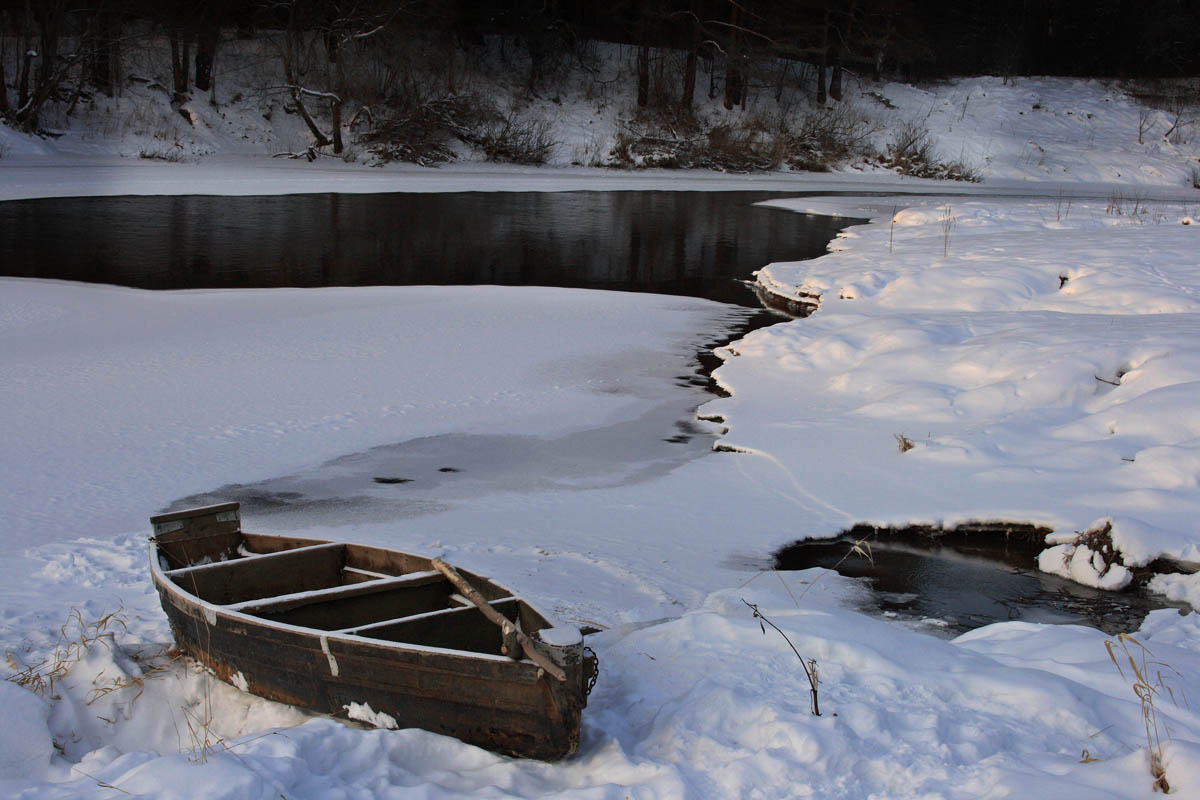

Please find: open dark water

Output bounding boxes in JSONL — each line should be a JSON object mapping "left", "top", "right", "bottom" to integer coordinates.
{"left": 775, "top": 533, "right": 1188, "bottom": 637}
{"left": 0, "top": 190, "right": 846, "bottom": 305}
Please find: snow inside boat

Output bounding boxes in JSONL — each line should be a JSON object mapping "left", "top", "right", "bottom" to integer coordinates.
{"left": 149, "top": 502, "right": 596, "bottom": 760}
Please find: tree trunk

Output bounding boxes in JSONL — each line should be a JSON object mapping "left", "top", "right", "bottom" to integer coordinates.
{"left": 17, "top": 0, "right": 33, "bottom": 112}
{"left": 331, "top": 94, "right": 343, "bottom": 153}
{"left": 168, "top": 29, "right": 190, "bottom": 106}
{"left": 722, "top": 1, "right": 741, "bottom": 110}
{"left": 86, "top": 10, "right": 118, "bottom": 97}
{"left": 112, "top": 29, "right": 123, "bottom": 98}
{"left": 33, "top": 3, "right": 60, "bottom": 103}
{"left": 637, "top": 44, "right": 650, "bottom": 107}
{"left": 680, "top": 0, "right": 699, "bottom": 110}
{"left": 655, "top": 47, "right": 665, "bottom": 103}
{"left": 207, "top": 38, "right": 217, "bottom": 105}
{"left": 817, "top": 8, "right": 828, "bottom": 105}
{"left": 829, "top": 0, "right": 856, "bottom": 103}
{"left": 89, "top": 35, "right": 112, "bottom": 97}
{"left": 682, "top": 50, "right": 696, "bottom": 110}
{"left": 0, "top": 14, "right": 8, "bottom": 114}
{"left": 18, "top": 48, "right": 33, "bottom": 114}
{"left": 829, "top": 43, "right": 842, "bottom": 101}
{"left": 330, "top": 37, "right": 344, "bottom": 155}
{"left": 194, "top": 22, "right": 219, "bottom": 94}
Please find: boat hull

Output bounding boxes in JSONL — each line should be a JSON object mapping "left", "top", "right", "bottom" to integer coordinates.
{"left": 150, "top": 504, "right": 589, "bottom": 760}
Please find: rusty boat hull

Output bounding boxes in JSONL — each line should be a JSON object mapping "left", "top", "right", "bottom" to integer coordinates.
{"left": 150, "top": 503, "right": 593, "bottom": 761}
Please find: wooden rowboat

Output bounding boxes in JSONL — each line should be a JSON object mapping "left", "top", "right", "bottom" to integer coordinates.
{"left": 149, "top": 502, "right": 596, "bottom": 760}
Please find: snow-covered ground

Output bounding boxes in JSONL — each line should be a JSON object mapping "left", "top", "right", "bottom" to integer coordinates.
{"left": 748, "top": 195, "right": 1200, "bottom": 585}
{"left": 2, "top": 63, "right": 1200, "bottom": 798}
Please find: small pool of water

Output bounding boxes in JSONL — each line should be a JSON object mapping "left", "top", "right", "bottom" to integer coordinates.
{"left": 775, "top": 534, "right": 1188, "bottom": 637}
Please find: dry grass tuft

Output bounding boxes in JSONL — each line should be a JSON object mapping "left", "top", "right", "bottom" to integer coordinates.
{"left": 1105, "top": 633, "right": 1189, "bottom": 793}
{"left": 6, "top": 608, "right": 129, "bottom": 698}
{"left": 941, "top": 205, "right": 956, "bottom": 257}
{"left": 894, "top": 433, "right": 915, "bottom": 453}
{"left": 6, "top": 607, "right": 181, "bottom": 710}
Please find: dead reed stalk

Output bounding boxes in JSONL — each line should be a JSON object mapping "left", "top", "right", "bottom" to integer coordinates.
{"left": 1105, "top": 633, "right": 1188, "bottom": 793}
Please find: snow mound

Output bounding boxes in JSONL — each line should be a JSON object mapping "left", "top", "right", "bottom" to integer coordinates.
{"left": 7, "top": 585, "right": 1199, "bottom": 799}
{"left": 0, "top": 682, "right": 54, "bottom": 780}
{"left": 1039, "top": 543, "right": 1133, "bottom": 590}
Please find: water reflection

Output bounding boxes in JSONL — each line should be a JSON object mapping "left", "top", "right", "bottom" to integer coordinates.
{"left": 0, "top": 191, "right": 847, "bottom": 305}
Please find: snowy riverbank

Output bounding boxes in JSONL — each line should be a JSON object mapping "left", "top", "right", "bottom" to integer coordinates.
{"left": 740, "top": 194, "right": 1200, "bottom": 591}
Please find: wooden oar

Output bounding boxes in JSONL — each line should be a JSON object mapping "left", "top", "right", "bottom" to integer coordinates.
{"left": 431, "top": 558, "right": 567, "bottom": 682}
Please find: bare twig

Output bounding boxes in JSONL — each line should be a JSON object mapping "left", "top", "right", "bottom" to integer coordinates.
{"left": 271, "top": 84, "right": 342, "bottom": 103}
{"left": 742, "top": 599, "right": 820, "bottom": 715}
{"left": 69, "top": 765, "right": 133, "bottom": 795}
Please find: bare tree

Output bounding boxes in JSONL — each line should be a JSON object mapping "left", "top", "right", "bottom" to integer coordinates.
{"left": 279, "top": 3, "right": 332, "bottom": 147}
{"left": 828, "top": 0, "right": 858, "bottom": 102}
{"left": 10, "top": 0, "right": 99, "bottom": 131}
{"left": 273, "top": 0, "right": 398, "bottom": 155}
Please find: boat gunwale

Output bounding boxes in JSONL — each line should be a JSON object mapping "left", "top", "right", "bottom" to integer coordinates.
{"left": 149, "top": 534, "right": 561, "bottom": 673}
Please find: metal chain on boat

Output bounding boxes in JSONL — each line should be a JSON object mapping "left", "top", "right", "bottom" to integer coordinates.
{"left": 582, "top": 646, "right": 599, "bottom": 698}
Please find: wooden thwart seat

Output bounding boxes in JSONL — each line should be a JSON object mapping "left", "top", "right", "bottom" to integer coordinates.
{"left": 226, "top": 570, "right": 445, "bottom": 615}
{"left": 337, "top": 598, "right": 525, "bottom": 654}
{"left": 165, "top": 542, "right": 343, "bottom": 579}
{"left": 166, "top": 542, "right": 350, "bottom": 605}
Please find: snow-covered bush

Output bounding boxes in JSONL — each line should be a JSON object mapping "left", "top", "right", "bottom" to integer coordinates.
{"left": 360, "top": 94, "right": 484, "bottom": 166}
{"left": 606, "top": 116, "right": 778, "bottom": 172}
{"left": 138, "top": 143, "right": 188, "bottom": 162}
{"left": 886, "top": 118, "right": 935, "bottom": 170}
{"left": 476, "top": 111, "right": 557, "bottom": 165}
{"left": 360, "top": 92, "right": 555, "bottom": 166}
{"left": 1039, "top": 521, "right": 1133, "bottom": 590}
{"left": 607, "top": 100, "right": 879, "bottom": 173}
{"left": 885, "top": 118, "right": 980, "bottom": 181}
